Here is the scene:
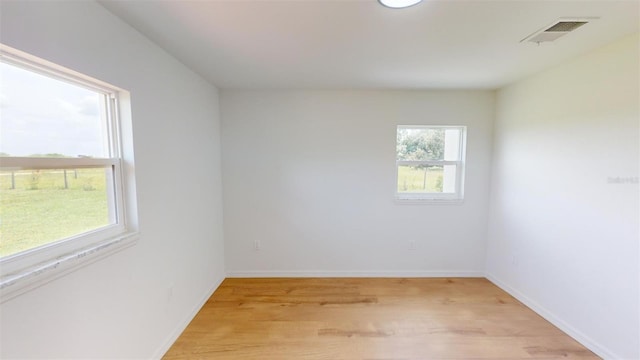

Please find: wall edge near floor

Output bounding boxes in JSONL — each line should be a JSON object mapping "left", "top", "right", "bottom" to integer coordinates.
{"left": 152, "top": 275, "right": 226, "bottom": 359}
{"left": 226, "top": 271, "right": 484, "bottom": 278}
{"left": 486, "top": 273, "right": 616, "bottom": 360}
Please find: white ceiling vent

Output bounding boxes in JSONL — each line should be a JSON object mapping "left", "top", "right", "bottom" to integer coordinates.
{"left": 521, "top": 18, "right": 597, "bottom": 44}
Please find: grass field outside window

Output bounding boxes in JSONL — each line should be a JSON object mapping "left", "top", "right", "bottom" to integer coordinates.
{"left": 397, "top": 165, "right": 444, "bottom": 193}
{"left": 0, "top": 168, "right": 110, "bottom": 257}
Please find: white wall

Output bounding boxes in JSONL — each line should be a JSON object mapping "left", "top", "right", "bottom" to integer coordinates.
{"left": 222, "top": 90, "right": 494, "bottom": 276}
{"left": 0, "top": 1, "right": 225, "bottom": 358}
{"left": 486, "top": 33, "right": 639, "bottom": 359}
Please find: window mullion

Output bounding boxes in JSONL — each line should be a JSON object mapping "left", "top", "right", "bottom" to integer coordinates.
{"left": 0, "top": 157, "right": 117, "bottom": 170}
{"left": 396, "top": 160, "right": 458, "bottom": 166}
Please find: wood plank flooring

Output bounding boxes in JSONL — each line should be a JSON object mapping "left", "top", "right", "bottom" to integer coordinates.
{"left": 162, "top": 278, "right": 599, "bottom": 360}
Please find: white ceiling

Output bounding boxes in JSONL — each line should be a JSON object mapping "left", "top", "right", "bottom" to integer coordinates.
{"left": 100, "top": 0, "right": 639, "bottom": 90}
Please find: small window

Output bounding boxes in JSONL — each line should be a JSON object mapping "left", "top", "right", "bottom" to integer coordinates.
{"left": 0, "top": 45, "right": 137, "bottom": 297}
{"left": 396, "top": 125, "right": 466, "bottom": 201}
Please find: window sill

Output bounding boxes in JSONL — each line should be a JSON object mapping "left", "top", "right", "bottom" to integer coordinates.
{"left": 394, "top": 197, "right": 465, "bottom": 205}
{"left": 0, "top": 232, "right": 139, "bottom": 303}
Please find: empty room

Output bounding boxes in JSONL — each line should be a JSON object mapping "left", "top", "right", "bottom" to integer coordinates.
{"left": 0, "top": 0, "right": 638, "bottom": 359}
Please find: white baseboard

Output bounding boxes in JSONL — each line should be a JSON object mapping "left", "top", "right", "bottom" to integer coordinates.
{"left": 151, "top": 274, "right": 225, "bottom": 359}
{"left": 226, "top": 270, "right": 485, "bottom": 278}
{"left": 486, "top": 273, "right": 620, "bottom": 360}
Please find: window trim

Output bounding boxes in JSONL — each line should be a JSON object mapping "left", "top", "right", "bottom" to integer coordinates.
{"left": 395, "top": 125, "right": 467, "bottom": 202}
{"left": 0, "top": 44, "right": 139, "bottom": 302}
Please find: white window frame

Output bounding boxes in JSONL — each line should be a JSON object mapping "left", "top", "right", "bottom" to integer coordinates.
{"left": 0, "top": 44, "right": 138, "bottom": 302}
{"left": 395, "top": 125, "right": 467, "bottom": 202}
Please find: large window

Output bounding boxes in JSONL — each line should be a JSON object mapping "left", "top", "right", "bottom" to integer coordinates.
{"left": 396, "top": 125, "right": 466, "bottom": 201}
{"left": 0, "top": 45, "right": 137, "bottom": 298}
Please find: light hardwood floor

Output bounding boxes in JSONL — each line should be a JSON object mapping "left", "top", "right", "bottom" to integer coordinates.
{"left": 163, "top": 278, "right": 599, "bottom": 360}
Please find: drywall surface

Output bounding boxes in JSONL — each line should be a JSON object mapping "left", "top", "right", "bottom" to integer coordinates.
{"left": 0, "top": 1, "right": 225, "bottom": 358}
{"left": 486, "top": 33, "right": 639, "bottom": 359}
{"left": 222, "top": 90, "right": 494, "bottom": 276}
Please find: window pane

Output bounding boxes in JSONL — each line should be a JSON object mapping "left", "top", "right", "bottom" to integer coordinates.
{"left": 397, "top": 165, "right": 442, "bottom": 193}
{"left": 0, "top": 168, "right": 113, "bottom": 257}
{"left": 397, "top": 128, "right": 445, "bottom": 161}
{"left": 397, "top": 164, "right": 457, "bottom": 194}
{"left": 0, "top": 62, "right": 108, "bottom": 158}
{"left": 396, "top": 127, "right": 462, "bottom": 161}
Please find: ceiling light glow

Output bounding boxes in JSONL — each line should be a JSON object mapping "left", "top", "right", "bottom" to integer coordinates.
{"left": 378, "top": 0, "right": 423, "bottom": 9}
